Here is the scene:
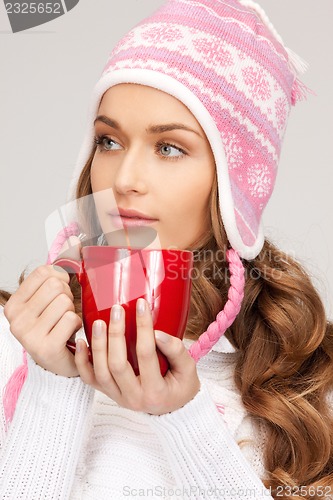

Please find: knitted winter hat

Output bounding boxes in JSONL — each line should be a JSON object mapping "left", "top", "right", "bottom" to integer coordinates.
{"left": 70, "top": 0, "right": 309, "bottom": 261}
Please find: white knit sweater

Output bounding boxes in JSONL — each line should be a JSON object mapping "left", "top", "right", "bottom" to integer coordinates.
{"left": 0, "top": 305, "right": 273, "bottom": 499}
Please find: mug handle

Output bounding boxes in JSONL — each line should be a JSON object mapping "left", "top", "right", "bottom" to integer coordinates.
{"left": 53, "top": 257, "right": 82, "bottom": 282}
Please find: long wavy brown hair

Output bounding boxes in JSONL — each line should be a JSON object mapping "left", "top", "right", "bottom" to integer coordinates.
{"left": 1, "top": 145, "right": 333, "bottom": 498}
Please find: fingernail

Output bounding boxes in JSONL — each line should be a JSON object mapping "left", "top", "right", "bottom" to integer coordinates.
{"left": 76, "top": 339, "right": 84, "bottom": 353}
{"left": 93, "top": 320, "right": 105, "bottom": 337}
{"left": 111, "top": 304, "right": 122, "bottom": 322}
{"left": 154, "top": 330, "right": 170, "bottom": 343}
{"left": 137, "top": 298, "right": 146, "bottom": 316}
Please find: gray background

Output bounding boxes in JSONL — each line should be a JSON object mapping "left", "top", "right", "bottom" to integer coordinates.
{"left": 0, "top": 0, "right": 332, "bottom": 318}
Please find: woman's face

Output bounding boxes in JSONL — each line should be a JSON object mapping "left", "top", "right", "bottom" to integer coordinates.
{"left": 91, "top": 83, "right": 215, "bottom": 250}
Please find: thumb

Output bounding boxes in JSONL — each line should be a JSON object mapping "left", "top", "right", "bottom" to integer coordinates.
{"left": 154, "top": 330, "right": 196, "bottom": 374}
{"left": 58, "top": 235, "right": 82, "bottom": 261}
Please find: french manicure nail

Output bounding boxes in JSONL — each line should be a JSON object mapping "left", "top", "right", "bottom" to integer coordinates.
{"left": 93, "top": 320, "right": 105, "bottom": 337}
{"left": 111, "top": 304, "right": 122, "bottom": 322}
{"left": 154, "top": 330, "right": 170, "bottom": 343}
{"left": 137, "top": 298, "right": 146, "bottom": 316}
{"left": 76, "top": 339, "right": 83, "bottom": 353}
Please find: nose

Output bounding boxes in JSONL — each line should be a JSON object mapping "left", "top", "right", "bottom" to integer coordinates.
{"left": 114, "top": 145, "right": 148, "bottom": 196}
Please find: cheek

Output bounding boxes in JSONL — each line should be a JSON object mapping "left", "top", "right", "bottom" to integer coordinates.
{"left": 90, "top": 159, "right": 98, "bottom": 191}
{"left": 164, "top": 182, "right": 211, "bottom": 245}
{"left": 179, "top": 175, "right": 213, "bottom": 216}
{"left": 183, "top": 174, "right": 214, "bottom": 235}
{"left": 90, "top": 159, "right": 110, "bottom": 192}
{"left": 90, "top": 161, "right": 118, "bottom": 221}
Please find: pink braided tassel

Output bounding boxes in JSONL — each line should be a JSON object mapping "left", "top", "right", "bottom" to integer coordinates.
{"left": 3, "top": 222, "right": 80, "bottom": 427}
{"left": 3, "top": 350, "right": 28, "bottom": 429}
{"left": 189, "top": 249, "right": 245, "bottom": 363}
{"left": 46, "top": 221, "right": 80, "bottom": 264}
{"left": 291, "top": 78, "right": 315, "bottom": 106}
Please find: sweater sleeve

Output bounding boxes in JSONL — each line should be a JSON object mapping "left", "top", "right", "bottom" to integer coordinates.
{"left": 149, "top": 384, "right": 273, "bottom": 500}
{"left": 0, "top": 309, "right": 94, "bottom": 499}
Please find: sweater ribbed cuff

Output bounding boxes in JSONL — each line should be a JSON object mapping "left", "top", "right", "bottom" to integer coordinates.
{"left": 149, "top": 384, "right": 272, "bottom": 499}
{"left": 0, "top": 355, "right": 94, "bottom": 499}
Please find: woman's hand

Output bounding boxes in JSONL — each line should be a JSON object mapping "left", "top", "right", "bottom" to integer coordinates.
{"left": 4, "top": 240, "right": 82, "bottom": 377}
{"left": 75, "top": 298, "right": 200, "bottom": 415}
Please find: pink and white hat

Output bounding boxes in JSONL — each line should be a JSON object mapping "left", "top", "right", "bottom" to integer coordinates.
{"left": 71, "top": 0, "right": 309, "bottom": 260}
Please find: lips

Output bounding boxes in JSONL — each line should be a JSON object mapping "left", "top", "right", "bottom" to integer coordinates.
{"left": 109, "top": 208, "right": 158, "bottom": 228}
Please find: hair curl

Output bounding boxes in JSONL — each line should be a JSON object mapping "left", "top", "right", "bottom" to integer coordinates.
{"left": 1, "top": 147, "right": 333, "bottom": 499}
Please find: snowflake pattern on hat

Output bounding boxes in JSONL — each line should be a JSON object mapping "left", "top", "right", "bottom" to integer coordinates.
{"left": 193, "top": 38, "right": 234, "bottom": 66}
{"left": 247, "top": 164, "right": 272, "bottom": 199}
{"left": 142, "top": 25, "right": 183, "bottom": 43}
{"left": 242, "top": 66, "right": 272, "bottom": 101}
{"left": 275, "top": 97, "right": 289, "bottom": 130}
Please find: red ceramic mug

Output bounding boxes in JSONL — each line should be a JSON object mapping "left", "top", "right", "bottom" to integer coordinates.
{"left": 54, "top": 246, "right": 193, "bottom": 376}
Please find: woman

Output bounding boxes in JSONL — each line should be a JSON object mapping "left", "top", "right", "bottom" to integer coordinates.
{"left": 1, "top": 0, "right": 332, "bottom": 498}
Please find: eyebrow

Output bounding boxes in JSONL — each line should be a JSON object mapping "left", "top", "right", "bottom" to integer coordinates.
{"left": 94, "top": 115, "right": 203, "bottom": 138}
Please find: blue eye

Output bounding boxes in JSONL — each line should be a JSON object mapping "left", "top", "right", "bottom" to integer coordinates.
{"left": 93, "top": 136, "right": 187, "bottom": 161}
{"left": 94, "top": 135, "right": 122, "bottom": 152}
{"left": 156, "top": 141, "right": 187, "bottom": 160}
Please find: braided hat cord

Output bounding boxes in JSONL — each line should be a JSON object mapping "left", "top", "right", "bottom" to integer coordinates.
{"left": 189, "top": 248, "right": 245, "bottom": 362}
